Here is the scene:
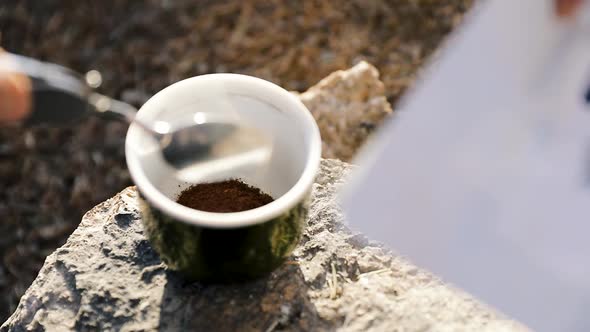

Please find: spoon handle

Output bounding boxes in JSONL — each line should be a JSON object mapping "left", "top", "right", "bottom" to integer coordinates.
{"left": 4, "top": 52, "right": 158, "bottom": 134}
{"left": 88, "top": 92, "right": 157, "bottom": 134}
{"left": 5, "top": 53, "right": 91, "bottom": 125}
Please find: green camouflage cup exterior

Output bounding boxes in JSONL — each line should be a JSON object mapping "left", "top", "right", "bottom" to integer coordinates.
{"left": 138, "top": 192, "right": 308, "bottom": 282}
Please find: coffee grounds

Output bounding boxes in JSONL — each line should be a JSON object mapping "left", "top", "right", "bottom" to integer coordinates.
{"left": 176, "top": 179, "right": 274, "bottom": 213}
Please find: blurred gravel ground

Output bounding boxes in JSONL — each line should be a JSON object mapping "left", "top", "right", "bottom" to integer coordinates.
{"left": 0, "top": 0, "right": 472, "bottom": 322}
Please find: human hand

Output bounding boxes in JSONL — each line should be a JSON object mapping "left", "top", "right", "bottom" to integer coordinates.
{"left": 556, "top": 0, "right": 584, "bottom": 17}
{"left": 0, "top": 49, "right": 31, "bottom": 123}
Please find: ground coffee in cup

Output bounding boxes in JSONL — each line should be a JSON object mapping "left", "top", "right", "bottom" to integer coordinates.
{"left": 176, "top": 179, "right": 273, "bottom": 213}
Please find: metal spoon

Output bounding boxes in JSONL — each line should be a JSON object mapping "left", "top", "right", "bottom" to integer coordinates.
{"left": 6, "top": 53, "right": 272, "bottom": 180}
{"left": 89, "top": 91, "right": 272, "bottom": 181}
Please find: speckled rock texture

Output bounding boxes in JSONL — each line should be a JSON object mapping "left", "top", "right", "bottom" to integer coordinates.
{"left": 297, "top": 61, "right": 393, "bottom": 161}
{"left": 1, "top": 159, "right": 527, "bottom": 332}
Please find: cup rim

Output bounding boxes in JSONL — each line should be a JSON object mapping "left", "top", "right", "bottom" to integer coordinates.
{"left": 125, "top": 74, "right": 321, "bottom": 229}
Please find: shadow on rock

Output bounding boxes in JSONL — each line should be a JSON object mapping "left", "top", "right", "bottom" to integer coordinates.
{"left": 157, "top": 262, "right": 328, "bottom": 331}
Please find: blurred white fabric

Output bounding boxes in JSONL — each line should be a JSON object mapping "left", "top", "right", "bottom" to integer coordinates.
{"left": 342, "top": 0, "right": 590, "bottom": 331}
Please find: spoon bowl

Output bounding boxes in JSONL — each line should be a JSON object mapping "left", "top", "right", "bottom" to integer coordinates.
{"left": 90, "top": 92, "right": 272, "bottom": 182}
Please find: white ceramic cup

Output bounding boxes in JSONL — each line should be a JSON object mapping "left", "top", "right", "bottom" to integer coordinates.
{"left": 125, "top": 74, "right": 321, "bottom": 281}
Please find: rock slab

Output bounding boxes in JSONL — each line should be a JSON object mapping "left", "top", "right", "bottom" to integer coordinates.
{"left": 1, "top": 159, "right": 527, "bottom": 331}
{"left": 298, "top": 61, "right": 393, "bottom": 161}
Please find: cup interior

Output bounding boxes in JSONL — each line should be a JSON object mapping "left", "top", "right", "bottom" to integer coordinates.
{"left": 126, "top": 74, "right": 321, "bottom": 228}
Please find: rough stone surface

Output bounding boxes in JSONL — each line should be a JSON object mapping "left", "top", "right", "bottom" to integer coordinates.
{"left": 1, "top": 159, "right": 528, "bottom": 332}
{"left": 297, "top": 61, "right": 393, "bottom": 161}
